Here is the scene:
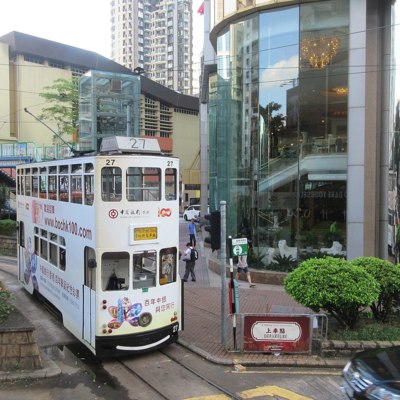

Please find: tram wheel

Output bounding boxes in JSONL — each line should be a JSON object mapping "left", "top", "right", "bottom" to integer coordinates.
{"left": 139, "top": 312, "right": 152, "bottom": 327}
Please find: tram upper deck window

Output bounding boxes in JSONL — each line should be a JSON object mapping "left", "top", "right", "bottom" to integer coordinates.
{"left": 58, "top": 165, "right": 69, "bottom": 202}
{"left": 71, "top": 176, "right": 82, "bottom": 204}
{"left": 126, "top": 167, "right": 161, "bottom": 201}
{"left": 132, "top": 251, "right": 156, "bottom": 289}
{"left": 72, "top": 164, "right": 82, "bottom": 174}
{"left": 39, "top": 167, "right": 47, "bottom": 199}
{"left": 25, "top": 169, "right": 31, "bottom": 196}
{"left": 71, "top": 164, "right": 83, "bottom": 204}
{"left": 165, "top": 168, "right": 177, "bottom": 201}
{"left": 84, "top": 163, "right": 94, "bottom": 205}
{"left": 101, "top": 167, "right": 122, "bottom": 202}
{"left": 48, "top": 167, "right": 57, "bottom": 200}
{"left": 102, "top": 252, "right": 129, "bottom": 291}
{"left": 32, "top": 168, "right": 38, "bottom": 197}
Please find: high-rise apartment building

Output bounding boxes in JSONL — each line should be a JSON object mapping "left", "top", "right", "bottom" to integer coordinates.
{"left": 111, "top": 0, "right": 193, "bottom": 95}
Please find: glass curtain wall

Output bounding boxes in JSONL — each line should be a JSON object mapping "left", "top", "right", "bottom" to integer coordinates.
{"left": 212, "top": 0, "right": 349, "bottom": 267}
{"left": 79, "top": 71, "right": 141, "bottom": 151}
{"left": 211, "top": 16, "right": 260, "bottom": 236}
{"left": 296, "top": 2, "right": 349, "bottom": 260}
{"left": 257, "top": 7, "right": 300, "bottom": 258}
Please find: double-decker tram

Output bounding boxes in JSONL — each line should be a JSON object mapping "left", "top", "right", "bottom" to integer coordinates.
{"left": 16, "top": 136, "right": 182, "bottom": 357}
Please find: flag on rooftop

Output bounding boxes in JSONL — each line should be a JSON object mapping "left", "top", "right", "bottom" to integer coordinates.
{"left": 197, "top": 1, "right": 204, "bottom": 15}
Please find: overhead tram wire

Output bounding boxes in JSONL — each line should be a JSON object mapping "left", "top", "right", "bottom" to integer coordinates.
{"left": 24, "top": 107, "right": 94, "bottom": 157}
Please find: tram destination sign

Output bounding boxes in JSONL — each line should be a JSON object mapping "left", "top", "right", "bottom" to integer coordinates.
{"left": 134, "top": 226, "right": 158, "bottom": 241}
{"left": 100, "top": 136, "right": 161, "bottom": 154}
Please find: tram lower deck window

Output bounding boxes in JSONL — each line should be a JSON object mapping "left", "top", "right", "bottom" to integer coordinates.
{"left": 102, "top": 252, "right": 129, "bottom": 291}
{"left": 132, "top": 251, "right": 156, "bottom": 289}
{"left": 159, "top": 247, "right": 177, "bottom": 285}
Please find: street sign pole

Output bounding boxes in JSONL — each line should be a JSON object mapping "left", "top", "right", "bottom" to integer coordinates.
{"left": 220, "top": 200, "right": 227, "bottom": 345}
{"left": 228, "top": 236, "right": 237, "bottom": 350}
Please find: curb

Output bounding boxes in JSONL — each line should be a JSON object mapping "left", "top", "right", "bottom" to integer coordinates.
{"left": 177, "top": 338, "right": 347, "bottom": 369}
{"left": 0, "top": 349, "right": 61, "bottom": 381}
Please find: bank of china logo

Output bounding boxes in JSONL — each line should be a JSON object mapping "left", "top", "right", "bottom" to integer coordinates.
{"left": 158, "top": 208, "right": 172, "bottom": 217}
{"left": 109, "top": 209, "right": 118, "bottom": 219}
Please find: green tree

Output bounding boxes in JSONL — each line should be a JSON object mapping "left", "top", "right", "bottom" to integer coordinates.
{"left": 39, "top": 77, "right": 79, "bottom": 144}
{"left": 260, "top": 101, "right": 286, "bottom": 158}
{"left": 0, "top": 184, "right": 9, "bottom": 210}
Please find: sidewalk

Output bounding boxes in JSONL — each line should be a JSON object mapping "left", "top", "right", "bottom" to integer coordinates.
{"left": 178, "top": 238, "right": 347, "bottom": 369}
{"left": 0, "top": 236, "right": 347, "bottom": 382}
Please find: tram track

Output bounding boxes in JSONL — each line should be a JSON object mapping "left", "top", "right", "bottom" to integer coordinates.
{"left": 161, "top": 345, "right": 239, "bottom": 399}
{"left": 111, "top": 344, "right": 239, "bottom": 400}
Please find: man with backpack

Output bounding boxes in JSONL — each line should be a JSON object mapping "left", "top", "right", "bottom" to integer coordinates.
{"left": 181, "top": 242, "right": 198, "bottom": 282}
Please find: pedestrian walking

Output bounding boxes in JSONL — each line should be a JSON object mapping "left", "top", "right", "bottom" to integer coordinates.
{"left": 188, "top": 218, "right": 197, "bottom": 247}
{"left": 235, "top": 254, "right": 255, "bottom": 288}
{"left": 181, "top": 242, "right": 197, "bottom": 282}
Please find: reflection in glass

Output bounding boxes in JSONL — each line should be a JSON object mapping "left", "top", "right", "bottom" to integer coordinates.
{"left": 212, "top": 1, "right": 350, "bottom": 268}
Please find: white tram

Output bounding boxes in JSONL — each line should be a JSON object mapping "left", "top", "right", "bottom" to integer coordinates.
{"left": 16, "top": 137, "right": 182, "bottom": 357}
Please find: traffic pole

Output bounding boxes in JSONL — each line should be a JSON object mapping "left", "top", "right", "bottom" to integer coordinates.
{"left": 228, "top": 236, "right": 237, "bottom": 350}
{"left": 220, "top": 200, "right": 227, "bottom": 345}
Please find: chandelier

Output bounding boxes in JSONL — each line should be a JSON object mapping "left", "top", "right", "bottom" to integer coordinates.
{"left": 300, "top": 35, "right": 340, "bottom": 69}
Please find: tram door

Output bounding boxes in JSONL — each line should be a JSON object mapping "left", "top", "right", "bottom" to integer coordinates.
{"left": 83, "top": 247, "right": 96, "bottom": 348}
{"left": 17, "top": 221, "right": 25, "bottom": 284}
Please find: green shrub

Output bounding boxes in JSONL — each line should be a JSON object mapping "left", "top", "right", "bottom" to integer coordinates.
{"left": 350, "top": 257, "right": 400, "bottom": 322}
{"left": 246, "top": 249, "right": 264, "bottom": 269}
{"left": 0, "top": 219, "right": 17, "bottom": 236}
{"left": 270, "top": 254, "right": 298, "bottom": 272}
{"left": 299, "top": 252, "right": 346, "bottom": 263}
{"left": 330, "top": 319, "right": 400, "bottom": 341}
{"left": 284, "top": 257, "right": 380, "bottom": 329}
{"left": 0, "top": 283, "right": 14, "bottom": 323}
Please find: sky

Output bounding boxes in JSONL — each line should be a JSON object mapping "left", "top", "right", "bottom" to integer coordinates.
{"left": 0, "top": 0, "right": 204, "bottom": 61}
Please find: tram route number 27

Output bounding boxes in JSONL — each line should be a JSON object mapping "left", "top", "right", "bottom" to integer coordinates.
{"left": 106, "top": 159, "right": 174, "bottom": 168}
{"left": 105, "top": 158, "right": 174, "bottom": 167}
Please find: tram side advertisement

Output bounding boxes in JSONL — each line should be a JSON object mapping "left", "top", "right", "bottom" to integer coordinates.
{"left": 98, "top": 288, "right": 179, "bottom": 335}
{"left": 18, "top": 198, "right": 93, "bottom": 311}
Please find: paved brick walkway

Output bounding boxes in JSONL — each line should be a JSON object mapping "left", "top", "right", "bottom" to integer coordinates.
{"left": 177, "top": 225, "right": 347, "bottom": 368}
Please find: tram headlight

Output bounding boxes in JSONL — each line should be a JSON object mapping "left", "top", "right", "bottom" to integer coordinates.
{"left": 171, "top": 311, "right": 178, "bottom": 322}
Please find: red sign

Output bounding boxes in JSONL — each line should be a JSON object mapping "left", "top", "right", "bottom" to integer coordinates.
{"left": 243, "top": 315, "right": 311, "bottom": 353}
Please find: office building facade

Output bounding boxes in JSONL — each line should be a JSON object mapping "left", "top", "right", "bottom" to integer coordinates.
{"left": 111, "top": 0, "right": 194, "bottom": 94}
{"left": 205, "top": 0, "right": 399, "bottom": 263}
{"left": 0, "top": 31, "right": 199, "bottom": 211}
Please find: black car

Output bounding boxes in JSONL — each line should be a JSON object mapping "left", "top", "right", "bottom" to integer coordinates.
{"left": 341, "top": 346, "right": 400, "bottom": 399}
